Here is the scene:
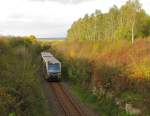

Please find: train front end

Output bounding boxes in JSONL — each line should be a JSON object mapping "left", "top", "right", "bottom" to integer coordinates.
{"left": 47, "top": 62, "right": 61, "bottom": 81}
{"left": 41, "top": 52, "right": 61, "bottom": 81}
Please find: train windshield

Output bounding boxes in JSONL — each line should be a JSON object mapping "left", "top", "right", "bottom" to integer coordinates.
{"left": 48, "top": 63, "right": 60, "bottom": 72}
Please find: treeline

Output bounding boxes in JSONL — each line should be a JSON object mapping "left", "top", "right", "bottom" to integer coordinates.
{"left": 67, "top": 0, "right": 150, "bottom": 42}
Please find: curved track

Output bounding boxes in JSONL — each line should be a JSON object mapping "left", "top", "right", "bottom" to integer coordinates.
{"left": 50, "top": 82, "right": 85, "bottom": 116}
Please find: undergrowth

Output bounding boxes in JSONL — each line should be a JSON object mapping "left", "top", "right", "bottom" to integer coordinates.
{"left": 0, "top": 37, "right": 50, "bottom": 116}
{"left": 51, "top": 38, "right": 150, "bottom": 116}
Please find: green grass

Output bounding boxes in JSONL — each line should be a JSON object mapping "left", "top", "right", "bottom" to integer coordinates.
{"left": 120, "top": 91, "right": 144, "bottom": 103}
{"left": 70, "top": 84, "right": 134, "bottom": 116}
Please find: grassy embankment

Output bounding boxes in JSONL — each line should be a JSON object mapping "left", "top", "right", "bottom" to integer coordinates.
{"left": 51, "top": 38, "right": 150, "bottom": 116}
{"left": 0, "top": 36, "right": 51, "bottom": 116}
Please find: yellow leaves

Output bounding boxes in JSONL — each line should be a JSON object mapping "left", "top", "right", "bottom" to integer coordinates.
{"left": 0, "top": 38, "right": 9, "bottom": 45}
{"left": 24, "top": 35, "right": 37, "bottom": 44}
{"left": 129, "top": 57, "right": 150, "bottom": 80}
{"left": 131, "top": 67, "right": 150, "bottom": 80}
{"left": 27, "top": 35, "right": 37, "bottom": 43}
{"left": 53, "top": 38, "right": 150, "bottom": 81}
{"left": 0, "top": 88, "right": 16, "bottom": 106}
{"left": 69, "top": 50, "right": 76, "bottom": 58}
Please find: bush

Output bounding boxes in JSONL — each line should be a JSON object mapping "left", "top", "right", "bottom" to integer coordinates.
{"left": 0, "top": 37, "right": 49, "bottom": 116}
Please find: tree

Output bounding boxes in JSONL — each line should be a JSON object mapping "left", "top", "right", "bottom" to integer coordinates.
{"left": 120, "top": 0, "right": 142, "bottom": 43}
{"left": 67, "top": 0, "right": 150, "bottom": 42}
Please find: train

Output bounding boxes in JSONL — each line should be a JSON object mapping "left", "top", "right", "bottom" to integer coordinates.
{"left": 41, "top": 52, "right": 61, "bottom": 81}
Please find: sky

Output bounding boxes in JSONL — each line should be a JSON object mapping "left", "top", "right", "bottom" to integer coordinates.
{"left": 0, "top": 0, "right": 149, "bottom": 38}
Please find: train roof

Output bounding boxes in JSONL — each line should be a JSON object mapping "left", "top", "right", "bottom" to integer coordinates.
{"left": 41, "top": 52, "right": 60, "bottom": 64}
{"left": 41, "top": 52, "right": 53, "bottom": 57}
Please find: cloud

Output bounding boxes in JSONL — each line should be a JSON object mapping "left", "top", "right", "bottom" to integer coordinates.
{"left": 8, "top": 14, "right": 25, "bottom": 19}
{"left": 0, "top": 19, "right": 69, "bottom": 37}
{"left": 0, "top": 0, "right": 149, "bottom": 38}
{"left": 30, "top": 0, "right": 92, "bottom": 4}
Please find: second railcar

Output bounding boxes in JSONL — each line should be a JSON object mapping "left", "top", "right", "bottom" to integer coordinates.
{"left": 41, "top": 52, "right": 61, "bottom": 81}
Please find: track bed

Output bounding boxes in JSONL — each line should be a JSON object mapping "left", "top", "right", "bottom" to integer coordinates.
{"left": 50, "top": 82, "right": 85, "bottom": 116}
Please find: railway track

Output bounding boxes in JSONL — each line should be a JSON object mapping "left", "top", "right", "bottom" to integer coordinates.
{"left": 50, "top": 82, "right": 85, "bottom": 116}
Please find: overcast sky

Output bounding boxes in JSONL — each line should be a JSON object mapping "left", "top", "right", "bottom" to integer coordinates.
{"left": 0, "top": 0, "right": 149, "bottom": 38}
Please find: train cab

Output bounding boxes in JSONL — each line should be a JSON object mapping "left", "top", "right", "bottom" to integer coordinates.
{"left": 41, "top": 52, "right": 61, "bottom": 81}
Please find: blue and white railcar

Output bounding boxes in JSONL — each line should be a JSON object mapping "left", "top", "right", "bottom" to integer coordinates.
{"left": 41, "top": 52, "right": 61, "bottom": 81}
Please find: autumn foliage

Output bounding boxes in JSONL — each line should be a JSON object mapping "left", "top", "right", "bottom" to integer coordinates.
{"left": 0, "top": 37, "right": 49, "bottom": 116}
{"left": 52, "top": 38, "right": 150, "bottom": 115}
